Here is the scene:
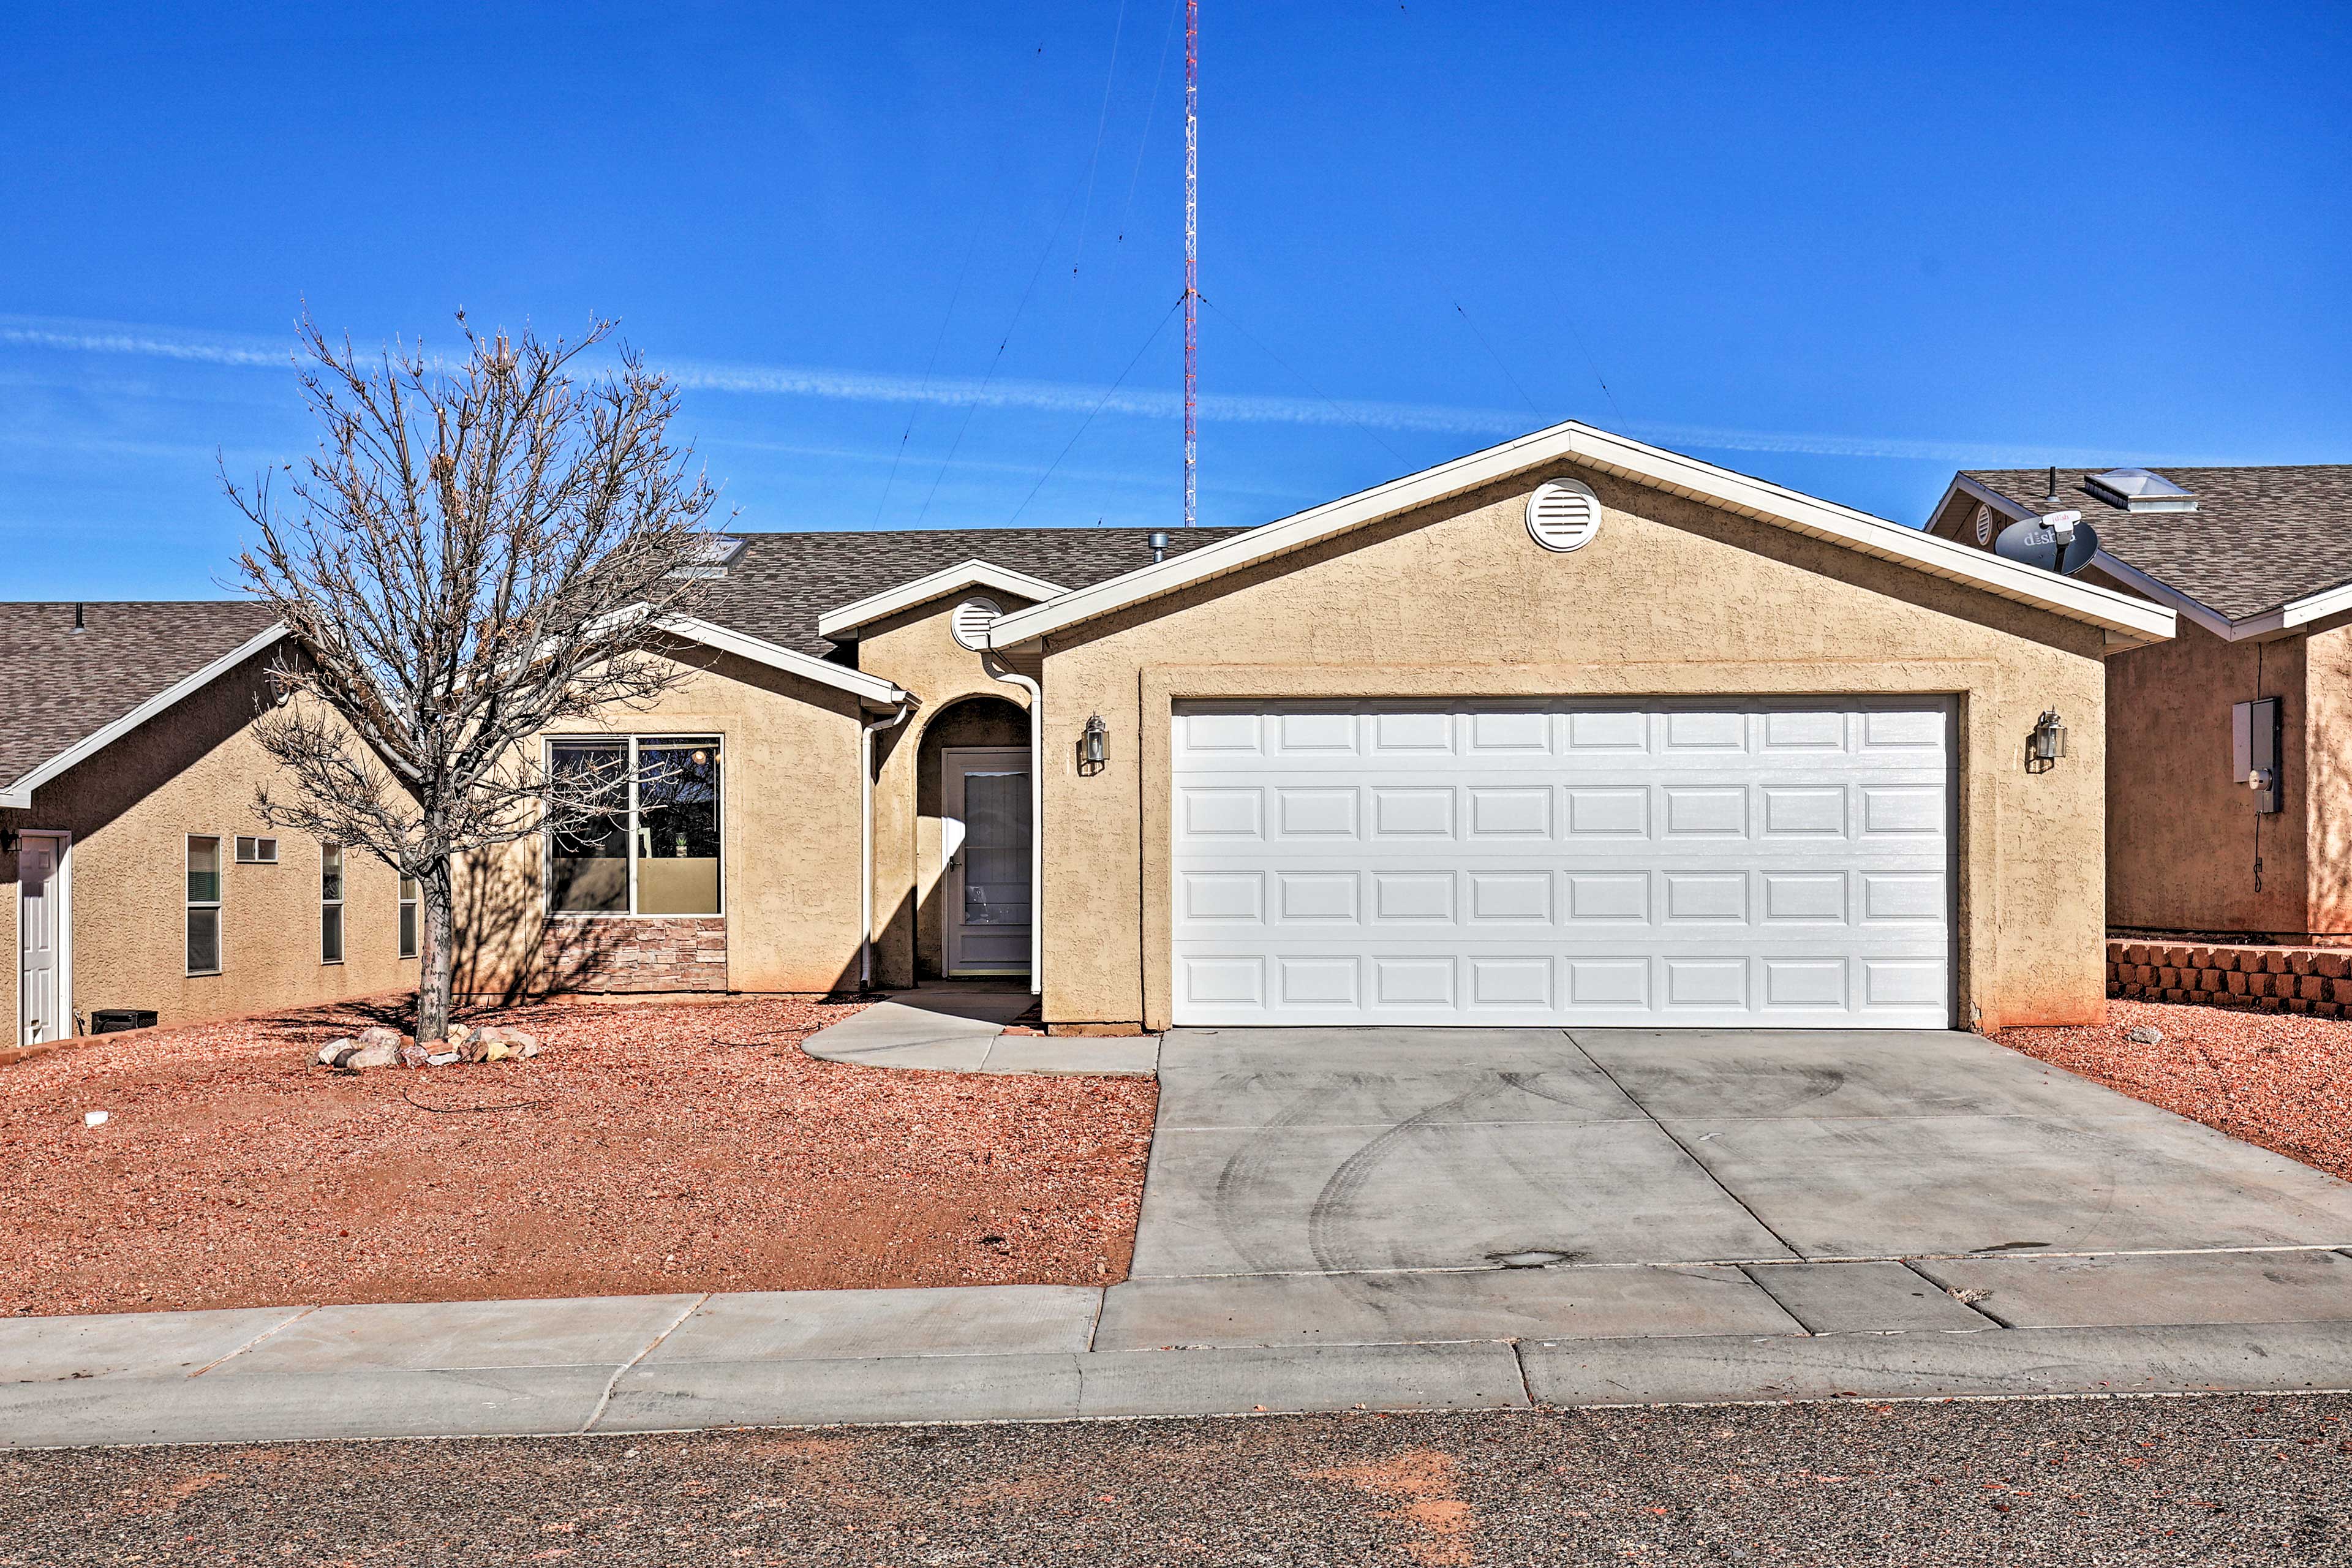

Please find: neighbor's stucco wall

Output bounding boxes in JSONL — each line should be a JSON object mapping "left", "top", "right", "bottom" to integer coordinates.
{"left": 2, "top": 649, "right": 415, "bottom": 1044}
{"left": 1034, "top": 463, "right": 2114, "bottom": 1032}
{"left": 1936, "top": 492, "right": 2348, "bottom": 944}
{"left": 458, "top": 645, "right": 870, "bottom": 999}
{"left": 854, "top": 596, "right": 1037, "bottom": 989}
{"left": 2097, "top": 590, "right": 2310, "bottom": 939}
{"left": 2301, "top": 617, "right": 2352, "bottom": 939}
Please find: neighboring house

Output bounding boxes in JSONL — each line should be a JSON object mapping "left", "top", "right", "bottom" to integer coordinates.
{"left": 2, "top": 602, "right": 418, "bottom": 1046}
{"left": 465, "top": 422, "right": 2176, "bottom": 1033}
{"left": 1923, "top": 465, "right": 2352, "bottom": 946}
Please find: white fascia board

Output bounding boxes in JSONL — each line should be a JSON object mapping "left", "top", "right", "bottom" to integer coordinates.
{"left": 657, "top": 615, "right": 909, "bottom": 708}
{"left": 2280, "top": 579, "right": 2352, "bottom": 632}
{"left": 987, "top": 421, "right": 2177, "bottom": 648}
{"left": 2082, "top": 552, "right": 2242, "bottom": 641}
{"left": 1, "top": 623, "right": 289, "bottom": 809}
{"left": 816, "top": 560, "right": 1071, "bottom": 642}
{"left": 2089, "top": 559, "right": 2352, "bottom": 644}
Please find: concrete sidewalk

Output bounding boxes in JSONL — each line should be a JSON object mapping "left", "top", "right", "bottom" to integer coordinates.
{"left": 9, "top": 1249, "right": 2352, "bottom": 1448}
{"left": 802, "top": 986, "right": 1158, "bottom": 1076}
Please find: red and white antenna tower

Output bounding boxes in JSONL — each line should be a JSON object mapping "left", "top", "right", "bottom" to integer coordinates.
{"left": 1182, "top": 0, "right": 1199, "bottom": 527}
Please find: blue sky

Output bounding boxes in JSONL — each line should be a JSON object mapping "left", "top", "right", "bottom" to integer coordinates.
{"left": 4, "top": 1, "right": 2347, "bottom": 599}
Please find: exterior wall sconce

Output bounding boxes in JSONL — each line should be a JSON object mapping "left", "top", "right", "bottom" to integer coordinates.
{"left": 1077, "top": 713, "right": 1109, "bottom": 777}
{"left": 2026, "top": 709, "right": 2067, "bottom": 774}
{"left": 0, "top": 827, "right": 15, "bottom": 854}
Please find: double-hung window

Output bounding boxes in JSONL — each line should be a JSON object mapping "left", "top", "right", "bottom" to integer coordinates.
{"left": 548, "top": 737, "right": 723, "bottom": 916}
{"left": 320, "top": 843, "right": 345, "bottom": 963}
{"left": 399, "top": 875, "right": 420, "bottom": 959}
{"left": 186, "top": 836, "right": 223, "bottom": 975}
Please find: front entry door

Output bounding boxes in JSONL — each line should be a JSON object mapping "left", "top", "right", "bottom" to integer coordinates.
{"left": 943, "top": 748, "right": 1032, "bottom": 976}
{"left": 17, "top": 832, "right": 68, "bottom": 1046}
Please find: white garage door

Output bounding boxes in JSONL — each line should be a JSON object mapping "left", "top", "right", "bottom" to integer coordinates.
{"left": 1169, "top": 698, "right": 1954, "bottom": 1029}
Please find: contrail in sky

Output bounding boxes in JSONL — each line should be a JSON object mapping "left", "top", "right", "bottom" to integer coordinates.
{"left": 0, "top": 313, "right": 2155, "bottom": 467}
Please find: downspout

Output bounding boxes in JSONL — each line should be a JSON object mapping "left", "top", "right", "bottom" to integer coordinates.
{"left": 860, "top": 698, "right": 913, "bottom": 991}
{"left": 982, "top": 649, "right": 1044, "bottom": 996}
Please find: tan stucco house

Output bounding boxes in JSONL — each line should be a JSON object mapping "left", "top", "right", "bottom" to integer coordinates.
{"left": 1925, "top": 464, "right": 2352, "bottom": 946}
{"left": 464, "top": 421, "right": 2176, "bottom": 1035}
{"left": 11, "top": 424, "right": 2180, "bottom": 1045}
{"left": 2, "top": 602, "right": 418, "bottom": 1046}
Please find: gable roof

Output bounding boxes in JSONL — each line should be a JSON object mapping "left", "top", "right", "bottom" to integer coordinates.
{"left": 1, "top": 601, "right": 285, "bottom": 807}
{"left": 696, "top": 527, "right": 1250, "bottom": 658}
{"left": 655, "top": 615, "right": 908, "bottom": 707}
{"left": 1950, "top": 466, "right": 2352, "bottom": 630}
{"left": 816, "top": 560, "right": 1072, "bottom": 643}
{"left": 985, "top": 421, "right": 2178, "bottom": 649}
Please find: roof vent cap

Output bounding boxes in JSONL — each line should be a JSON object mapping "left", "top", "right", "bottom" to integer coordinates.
{"left": 951, "top": 595, "right": 1005, "bottom": 652}
{"left": 2084, "top": 468, "right": 2197, "bottom": 514}
{"left": 1526, "top": 478, "right": 1602, "bottom": 552}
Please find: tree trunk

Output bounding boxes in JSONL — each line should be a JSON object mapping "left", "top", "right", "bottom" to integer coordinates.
{"left": 417, "top": 856, "right": 456, "bottom": 1044}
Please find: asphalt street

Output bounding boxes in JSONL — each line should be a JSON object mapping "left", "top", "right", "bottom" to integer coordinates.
{"left": 4, "top": 1393, "right": 2348, "bottom": 1566}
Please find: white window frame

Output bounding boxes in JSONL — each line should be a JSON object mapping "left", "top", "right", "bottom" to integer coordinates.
{"left": 186, "top": 834, "right": 223, "bottom": 978}
{"left": 398, "top": 873, "right": 419, "bottom": 960}
{"left": 235, "top": 835, "right": 278, "bottom": 865}
{"left": 544, "top": 734, "right": 726, "bottom": 918}
{"left": 319, "top": 842, "right": 345, "bottom": 965}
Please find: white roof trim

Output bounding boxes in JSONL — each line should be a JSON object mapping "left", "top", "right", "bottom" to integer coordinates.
{"left": 2, "top": 622, "right": 288, "bottom": 809}
{"left": 989, "top": 421, "right": 2177, "bottom": 649}
{"left": 657, "top": 615, "right": 909, "bottom": 707}
{"left": 816, "top": 560, "right": 1071, "bottom": 642}
{"left": 1939, "top": 473, "right": 2352, "bottom": 643}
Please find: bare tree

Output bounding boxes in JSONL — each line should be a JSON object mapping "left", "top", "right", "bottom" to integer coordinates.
{"left": 227, "top": 313, "right": 721, "bottom": 1043}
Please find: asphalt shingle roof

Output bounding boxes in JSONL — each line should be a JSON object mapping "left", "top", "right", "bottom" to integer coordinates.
{"left": 0, "top": 530, "right": 1250, "bottom": 790}
{"left": 0, "top": 601, "right": 281, "bottom": 791}
{"left": 1961, "top": 466, "right": 2352, "bottom": 622}
{"left": 695, "top": 527, "right": 1253, "bottom": 657}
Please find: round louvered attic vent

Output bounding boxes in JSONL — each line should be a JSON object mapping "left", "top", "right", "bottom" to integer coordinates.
{"left": 1525, "top": 478, "right": 1602, "bottom": 552}
{"left": 1973, "top": 503, "right": 1995, "bottom": 545}
{"left": 951, "top": 595, "right": 1005, "bottom": 651}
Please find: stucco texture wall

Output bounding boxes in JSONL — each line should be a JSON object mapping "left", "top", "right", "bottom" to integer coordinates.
{"left": 2301, "top": 617, "right": 2352, "bottom": 939}
{"left": 2, "top": 649, "right": 415, "bottom": 1043}
{"left": 456, "top": 645, "right": 871, "bottom": 1000}
{"left": 2097, "top": 591, "right": 2309, "bottom": 938}
{"left": 1033, "top": 464, "right": 2114, "bottom": 1033}
{"left": 856, "top": 596, "right": 1038, "bottom": 989}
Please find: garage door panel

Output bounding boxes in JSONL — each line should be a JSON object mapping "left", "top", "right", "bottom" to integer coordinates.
{"left": 1170, "top": 699, "right": 1953, "bottom": 1029}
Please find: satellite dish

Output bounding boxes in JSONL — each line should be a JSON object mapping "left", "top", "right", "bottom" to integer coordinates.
{"left": 1994, "top": 510, "right": 2098, "bottom": 575}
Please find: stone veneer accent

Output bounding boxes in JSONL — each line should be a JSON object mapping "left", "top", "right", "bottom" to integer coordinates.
{"left": 540, "top": 916, "right": 728, "bottom": 993}
{"left": 2108, "top": 937, "right": 2352, "bottom": 1016}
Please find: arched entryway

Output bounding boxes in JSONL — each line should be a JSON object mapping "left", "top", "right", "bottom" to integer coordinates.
{"left": 894, "top": 695, "right": 1029, "bottom": 982}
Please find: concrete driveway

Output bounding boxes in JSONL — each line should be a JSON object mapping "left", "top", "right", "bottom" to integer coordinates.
{"left": 1126, "top": 1026, "right": 2352, "bottom": 1303}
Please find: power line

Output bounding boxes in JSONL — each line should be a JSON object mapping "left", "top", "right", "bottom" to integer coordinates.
{"left": 914, "top": 160, "right": 1104, "bottom": 528}
{"left": 914, "top": 21, "right": 1140, "bottom": 529}
{"left": 1453, "top": 301, "right": 1543, "bottom": 422}
{"left": 1200, "top": 294, "right": 1408, "bottom": 470}
{"left": 873, "top": 43, "right": 1046, "bottom": 528}
{"left": 1068, "top": 0, "right": 1133, "bottom": 279}
{"left": 1007, "top": 296, "right": 1182, "bottom": 525}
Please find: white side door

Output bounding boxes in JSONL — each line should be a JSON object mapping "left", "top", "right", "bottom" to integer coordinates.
{"left": 1169, "top": 698, "right": 1954, "bottom": 1029}
{"left": 943, "top": 748, "right": 1032, "bottom": 975}
{"left": 17, "top": 832, "right": 69, "bottom": 1046}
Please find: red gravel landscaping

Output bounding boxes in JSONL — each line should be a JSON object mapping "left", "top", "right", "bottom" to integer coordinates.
{"left": 1998, "top": 997, "right": 2352, "bottom": 1184}
{"left": 0, "top": 996, "right": 1156, "bottom": 1318}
